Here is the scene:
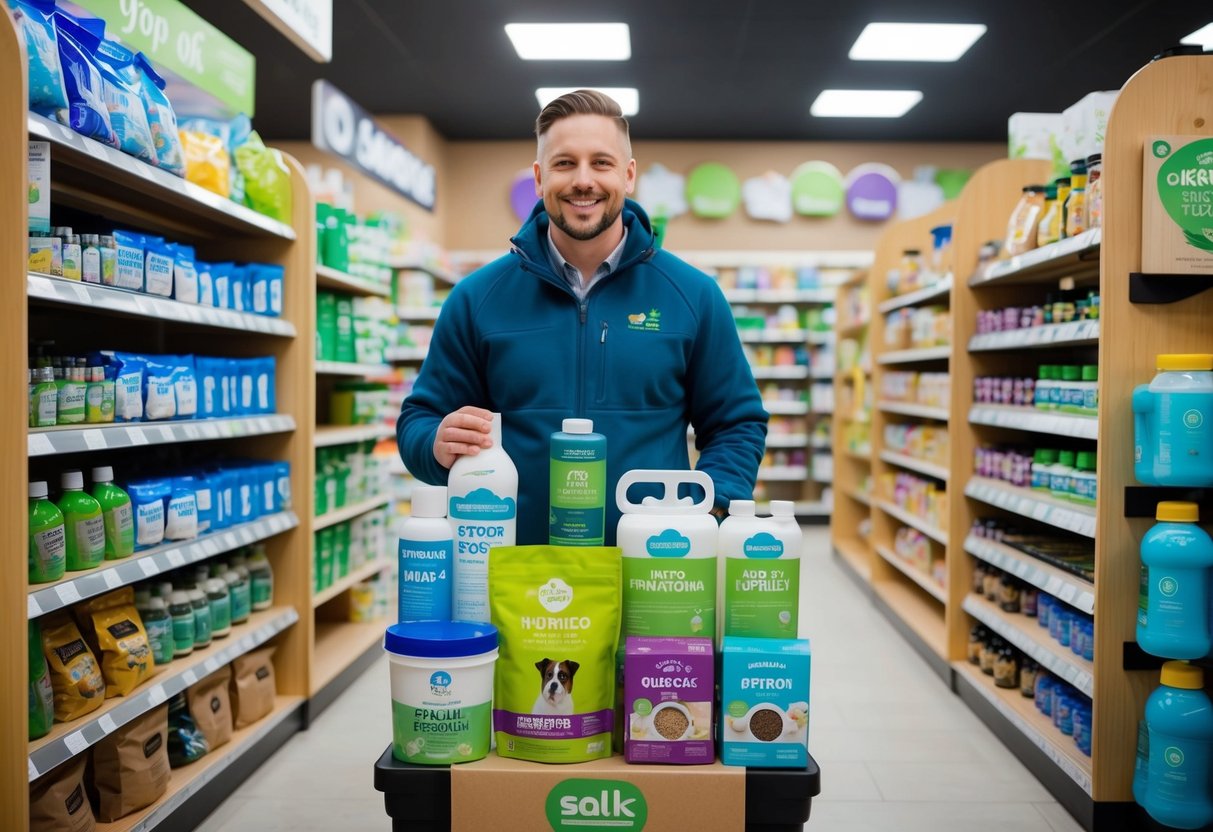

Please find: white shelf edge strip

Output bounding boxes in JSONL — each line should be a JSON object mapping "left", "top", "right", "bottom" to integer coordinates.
{"left": 757, "top": 466, "right": 808, "bottom": 481}
{"left": 968, "top": 406, "right": 1099, "bottom": 440}
{"left": 879, "top": 450, "right": 949, "bottom": 481}
{"left": 956, "top": 664, "right": 1093, "bottom": 795}
{"left": 28, "top": 113, "right": 295, "bottom": 240}
{"left": 27, "top": 513, "right": 299, "bottom": 620}
{"left": 877, "top": 401, "right": 950, "bottom": 421}
{"left": 964, "top": 478, "right": 1096, "bottom": 538}
{"left": 968, "top": 320, "right": 1100, "bottom": 352}
{"left": 973, "top": 229, "right": 1101, "bottom": 286}
{"left": 764, "top": 402, "right": 810, "bottom": 415}
{"left": 962, "top": 595, "right": 1094, "bottom": 698}
{"left": 724, "top": 289, "right": 837, "bottom": 303}
{"left": 385, "top": 347, "right": 429, "bottom": 362}
{"left": 314, "top": 495, "right": 392, "bottom": 530}
{"left": 751, "top": 366, "right": 809, "bottom": 379}
{"left": 315, "top": 361, "right": 392, "bottom": 376}
{"left": 314, "top": 425, "right": 395, "bottom": 447}
{"left": 28, "top": 607, "right": 299, "bottom": 780}
{"left": 29, "top": 275, "right": 296, "bottom": 337}
{"left": 877, "top": 275, "right": 953, "bottom": 314}
{"left": 29, "top": 415, "right": 296, "bottom": 457}
{"left": 877, "top": 500, "right": 948, "bottom": 545}
{"left": 877, "top": 346, "right": 951, "bottom": 365}
{"left": 739, "top": 330, "right": 810, "bottom": 343}
{"left": 875, "top": 543, "right": 946, "bottom": 603}
{"left": 963, "top": 535, "right": 1095, "bottom": 615}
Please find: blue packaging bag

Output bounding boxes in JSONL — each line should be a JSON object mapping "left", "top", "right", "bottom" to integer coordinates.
{"left": 195, "top": 357, "right": 225, "bottom": 419}
{"left": 110, "top": 230, "right": 145, "bottom": 290}
{"left": 8, "top": 0, "right": 68, "bottom": 115}
{"left": 142, "top": 236, "right": 174, "bottom": 297}
{"left": 257, "top": 463, "right": 277, "bottom": 515}
{"left": 211, "top": 262, "right": 233, "bottom": 309}
{"left": 196, "top": 261, "right": 215, "bottom": 307}
{"left": 184, "top": 470, "right": 215, "bottom": 534}
{"left": 230, "top": 265, "right": 249, "bottom": 312}
{"left": 274, "top": 461, "right": 291, "bottom": 512}
{"left": 141, "top": 357, "right": 177, "bottom": 421}
{"left": 51, "top": 12, "right": 116, "bottom": 147}
{"left": 165, "top": 477, "right": 198, "bottom": 541}
{"left": 109, "top": 352, "right": 146, "bottom": 421}
{"left": 93, "top": 38, "right": 156, "bottom": 163}
{"left": 250, "top": 264, "right": 285, "bottom": 316}
{"left": 127, "top": 479, "right": 169, "bottom": 549}
{"left": 168, "top": 356, "right": 198, "bottom": 420}
{"left": 253, "top": 356, "right": 276, "bottom": 414}
{"left": 133, "top": 53, "right": 185, "bottom": 177}
{"left": 168, "top": 244, "right": 199, "bottom": 304}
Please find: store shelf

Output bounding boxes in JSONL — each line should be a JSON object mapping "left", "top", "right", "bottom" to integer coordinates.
{"left": 763, "top": 401, "right": 810, "bottom": 416}
{"left": 837, "top": 319, "right": 871, "bottom": 339}
{"left": 28, "top": 415, "right": 296, "bottom": 457}
{"left": 877, "top": 346, "right": 951, "bottom": 365}
{"left": 739, "top": 329, "right": 810, "bottom": 343}
{"left": 964, "top": 477, "right": 1096, "bottom": 539}
{"left": 314, "top": 494, "right": 392, "bottom": 530}
{"left": 879, "top": 450, "right": 950, "bottom": 481}
{"left": 964, "top": 535, "right": 1095, "bottom": 615}
{"left": 844, "top": 447, "right": 872, "bottom": 462}
{"left": 315, "top": 360, "right": 392, "bottom": 377}
{"left": 834, "top": 537, "right": 871, "bottom": 582}
{"left": 872, "top": 578, "right": 948, "bottom": 659}
{"left": 757, "top": 466, "right": 808, "bottom": 481}
{"left": 963, "top": 594, "right": 1094, "bottom": 698}
{"left": 807, "top": 330, "right": 833, "bottom": 345}
{"left": 875, "top": 543, "right": 946, "bottom": 603}
{"left": 766, "top": 434, "right": 809, "bottom": 449}
{"left": 877, "top": 401, "right": 949, "bottom": 421}
{"left": 396, "top": 306, "right": 442, "bottom": 320}
{"left": 94, "top": 694, "right": 303, "bottom": 832}
{"left": 314, "top": 424, "right": 394, "bottom": 447}
{"left": 316, "top": 265, "right": 392, "bottom": 298}
{"left": 28, "top": 113, "right": 296, "bottom": 240}
{"left": 953, "top": 662, "right": 1093, "bottom": 796}
{"left": 723, "top": 288, "right": 837, "bottom": 303}
{"left": 385, "top": 346, "right": 429, "bottom": 362}
{"left": 313, "top": 558, "right": 391, "bottom": 608}
{"left": 752, "top": 366, "right": 809, "bottom": 380}
{"left": 313, "top": 618, "right": 390, "bottom": 693}
{"left": 29, "top": 274, "right": 297, "bottom": 337}
{"left": 810, "top": 367, "right": 835, "bottom": 380}
{"left": 389, "top": 259, "right": 459, "bottom": 285}
{"left": 27, "top": 512, "right": 299, "bottom": 619}
{"left": 877, "top": 275, "right": 953, "bottom": 314}
{"left": 877, "top": 500, "right": 949, "bottom": 545}
{"left": 969, "top": 229, "right": 1101, "bottom": 289}
{"left": 28, "top": 606, "right": 298, "bottom": 781}
{"left": 968, "top": 320, "right": 1099, "bottom": 353}
{"left": 968, "top": 405, "right": 1098, "bottom": 440}
{"left": 846, "top": 489, "right": 873, "bottom": 507}
{"left": 810, "top": 405, "right": 834, "bottom": 416}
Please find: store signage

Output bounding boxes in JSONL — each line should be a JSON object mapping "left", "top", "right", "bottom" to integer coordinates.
{"left": 686, "top": 162, "right": 740, "bottom": 219}
{"left": 1143, "top": 136, "right": 1213, "bottom": 274}
{"left": 510, "top": 171, "right": 536, "bottom": 222}
{"left": 311, "top": 80, "right": 436, "bottom": 211}
{"left": 790, "top": 161, "right": 844, "bottom": 217}
{"left": 243, "top": 0, "right": 332, "bottom": 62}
{"left": 546, "top": 779, "right": 648, "bottom": 831}
{"left": 73, "top": 0, "right": 255, "bottom": 115}
{"left": 845, "top": 163, "right": 900, "bottom": 221}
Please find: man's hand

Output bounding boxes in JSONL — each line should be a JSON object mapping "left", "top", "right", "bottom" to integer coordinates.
{"left": 433, "top": 406, "right": 494, "bottom": 469}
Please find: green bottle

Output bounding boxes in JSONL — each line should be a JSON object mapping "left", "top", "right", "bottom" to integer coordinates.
{"left": 28, "top": 619, "right": 54, "bottom": 739}
{"left": 168, "top": 590, "right": 195, "bottom": 658}
{"left": 85, "top": 366, "right": 111, "bottom": 423}
{"left": 28, "top": 480, "right": 66, "bottom": 583}
{"left": 90, "top": 466, "right": 134, "bottom": 560}
{"left": 56, "top": 363, "right": 86, "bottom": 425}
{"left": 57, "top": 470, "right": 105, "bottom": 571}
{"left": 207, "top": 577, "right": 232, "bottom": 638}
{"left": 30, "top": 367, "right": 57, "bottom": 428}
{"left": 136, "top": 588, "right": 174, "bottom": 666}
{"left": 248, "top": 544, "right": 274, "bottom": 610}
{"left": 224, "top": 565, "right": 251, "bottom": 625}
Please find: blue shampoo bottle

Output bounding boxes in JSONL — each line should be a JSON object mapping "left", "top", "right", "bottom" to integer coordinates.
{"left": 1140, "top": 662, "right": 1213, "bottom": 829}
{"left": 1137, "top": 502, "right": 1213, "bottom": 659}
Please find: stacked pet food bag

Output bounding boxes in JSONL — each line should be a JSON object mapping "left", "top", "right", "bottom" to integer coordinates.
{"left": 386, "top": 413, "right": 809, "bottom": 773}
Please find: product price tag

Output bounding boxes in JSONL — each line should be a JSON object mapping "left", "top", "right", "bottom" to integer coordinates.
{"left": 158, "top": 426, "right": 175, "bottom": 442}
{"left": 166, "top": 551, "right": 185, "bottom": 568}
{"left": 204, "top": 657, "right": 219, "bottom": 674}
{"left": 182, "top": 670, "right": 197, "bottom": 686}
{"left": 223, "top": 533, "right": 237, "bottom": 549}
{"left": 183, "top": 425, "right": 200, "bottom": 440}
{"left": 147, "top": 685, "right": 167, "bottom": 707}
{"left": 240, "top": 635, "right": 255, "bottom": 651}
{"left": 102, "top": 569, "right": 123, "bottom": 590}
{"left": 202, "top": 539, "right": 219, "bottom": 556}
{"left": 70, "top": 283, "right": 89, "bottom": 304}
{"left": 81, "top": 429, "right": 106, "bottom": 451}
{"left": 184, "top": 305, "right": 202, "bottom": 323}
{"left": 135, "top": 297, "right": 156, "bottom": 316}
{"left": 126, "top": 427, "right": 149, "bottom": 446}
{"left": 55, "top": 583, "right": 82, "bottom": 606}
{"left": 28, "top": 433, "right": 54, "bottom": 455}
{"left": 64, "top": 731, "right": 89, "bottom": 756}
{"left": 241, "top": 528, "right": 255, "bottom": 545}
{"left": 1059, "top": 584, "right": 1078, "bottom": 603}
{"left": 139, "top": 558, "right": 159, "bottom": 578}
{"left": 99, "top": 714, "right": 117, "bottom": 735}
{"left": 28, "top": 594, "right": 42, "bottom": 618}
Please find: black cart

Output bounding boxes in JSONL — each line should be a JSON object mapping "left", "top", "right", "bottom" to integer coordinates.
{"left": 374, "top": 746, "right": 821, "bottom": 831}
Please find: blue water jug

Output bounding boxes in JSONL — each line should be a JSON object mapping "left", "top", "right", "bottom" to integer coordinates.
{"left": 1140, "top": 662, "right": 1213, "bottom": 829}
{"left": 1138, "top": 502, "right": 1213, "bottom": 659}
{"left": 1134, "top": 354, "right": 1213, "bottom": 486}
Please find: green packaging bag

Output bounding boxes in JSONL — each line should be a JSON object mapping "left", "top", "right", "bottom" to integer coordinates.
{"left": 489, "top": 545, "right": 621, "bottom": 763}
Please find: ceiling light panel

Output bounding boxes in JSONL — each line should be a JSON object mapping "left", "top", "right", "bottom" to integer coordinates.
{"left": 505, "top": 23, "right": 631, "bottom": 60}
{"left": 536, "top": 87, "right": 639, "bottom": 116}
{"left": 1181, "top": 22, "right": 1213, "bottom": 49}
{"left": 810, "top": 90, "right": 923, "bottom": 118}
{"left": 849, "top": 22, "right": 986, "bottom": 61}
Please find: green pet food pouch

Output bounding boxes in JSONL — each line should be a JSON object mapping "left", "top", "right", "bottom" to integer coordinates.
{"left": 490, "top": 545, "right": 621, "bottom": 763}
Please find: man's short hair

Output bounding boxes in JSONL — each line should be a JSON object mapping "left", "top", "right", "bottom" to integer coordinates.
{"left": 535, "top": 89, "right": 631, "bottom": 150}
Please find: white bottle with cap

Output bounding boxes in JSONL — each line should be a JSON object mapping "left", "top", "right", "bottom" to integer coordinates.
{"left": 549, "top": 417, "right": 607, "bottom": 546}
{"left": 396, "top": 485, "right": 454, "bottom": 622}
{"left": 717, "top": 499, "right": 762, "bottom": 643}
{"left": 722, "top": 500, "right": 803, "bottom": 639}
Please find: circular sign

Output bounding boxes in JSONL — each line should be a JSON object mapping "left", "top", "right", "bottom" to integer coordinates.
{"left": 510, "top": 170, "right": 537, "bottom": 222}
{"left": 845, "top": 163, "right": 901, "bottom": 221}
{"left": 686, "top": 163, "right": 741, "bottom": 219}
{"left": 790, "top": 161, "right": 845, "bottom": 217}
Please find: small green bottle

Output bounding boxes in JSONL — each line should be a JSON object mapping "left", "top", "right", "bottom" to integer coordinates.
{"left": 85, "top": 366, "right": 108, "bottom": 423}
{"left": 28, "top": 480, "right": 66, "bottom": 583}
{"left": 28, "top": 619, "right": 54, "bottom": 739}
{"left": 188, "top": 582, "right": 212, "bottom": 649}
{"left": 90, "top": 466, "right": 134, "bottom": 560}
{"left": 248, "top": 544, "right": 274, "bottom": 610}
{"left": 207, "top": 577, "right": 232, "bottom": 638}
{"left": 30, "top": 367, "right": 57, "bottom": 428}
{"left": 56, "top": 363, "right": 86, "bottom": 425}
{"left": 168, "top": 590, "right": 195, "bottom": 658}
{"left": 225, "top": 562, "right": 252, "bottom": 625}
{"left": 57, "top": 470, "right": 105, "bottom": 571}
{"left": 136, "top": 588, "right": 174, "bottom": 666}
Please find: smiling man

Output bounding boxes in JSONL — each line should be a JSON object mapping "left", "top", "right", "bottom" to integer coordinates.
{"left": 398, "top": 89, "right": 768, "bottom": 545}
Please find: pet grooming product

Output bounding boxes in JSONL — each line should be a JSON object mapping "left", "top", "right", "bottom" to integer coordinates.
{"left": 1140, "top": 662, "right": 1213, "bottom": 829}
{"left": 91, "top": 467, "right": 134, "bottom": 560}
{"left": 58, "top": 470, "right": 105, "bottom": 571}
{"left": 722, "top": 499, "right": 802, "bottom": 638}
{"left": 1138, "top": 502, "right": 1213, "bottom": 659}
{"left": 29, "top": 480, "right": 66, "bottom": 583}
{"left": 396, "top": 485, "right": 453, "bottom": 622}
{"left": 549, "top": 418, "right": 607, "bottom": 545}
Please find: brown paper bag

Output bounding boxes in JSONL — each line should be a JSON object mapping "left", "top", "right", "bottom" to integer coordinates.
{"left": 230, "top": 646, "right": 276, "bottom": 728}
{"left": 188, "top": 665, "right": 233, "bottom": 750}
{"left": 30, "top": 755, "right": 96, "bottom": 832}
{"left": 90, "top": 704, "right": 170, "bottom": 821}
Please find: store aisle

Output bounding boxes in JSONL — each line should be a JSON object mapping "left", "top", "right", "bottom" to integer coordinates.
{"left": 196, "top": 527, "right": 1083, "bottom": 832}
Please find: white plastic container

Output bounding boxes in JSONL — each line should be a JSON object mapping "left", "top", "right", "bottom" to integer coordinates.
{"left": 396, "top": 485, "right": 454, "bottom": 622}
{"left": 717, "top": 500, "right": 761, "bottom": 642}
{"left": 722, "top": 500, "right": 802, "bottom": 639}
{"left": 384, "top": 621, "right": 498, "bottom": 765}
{"left": 616, "top": 469, "right": 717, "bottom": 638}
{"left": 448, "top": 413, "right": 517, "bottom": 622}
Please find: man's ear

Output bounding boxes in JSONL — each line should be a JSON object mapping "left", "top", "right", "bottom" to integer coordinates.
{"left": 624, "top": 158, "right": 636, "bottom": 195}
{"left": 534, "top": 160, "right": 543, "bottom": 197}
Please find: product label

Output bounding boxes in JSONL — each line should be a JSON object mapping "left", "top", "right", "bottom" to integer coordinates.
{"left": 726, "top": 552, "right": 799, "bottom": 638}
{"left": 392, "top": 699, "right": 491, "bottom": 764}
{"left": 550, "top": 455, "right": 606, "bottom": 545}
{"left": 175, "top": 376, "right": 198, "bottom": 417}
{"left": 545, "top": 779, "right": 648, "bottom": 832}
{"left": 451, "top": 488, "right": 516, "bottom": 621}
{"left": 31, "top": 524, "right": 66, "bottom": 577}
{"left": 58, "top": 383, "right": 86, "bottom": 416}
{"left": 193, "top": 603, "right": 212, "bottom": 644}
{"left": 230, "top": 583, "right": 251, "bottom": 623}
{"left": 36, "top": 389, "right": 56, "bottom": 425}
{"left": 398, "top": 538, "right": 452, "bottom": 620}
{"left": 210, "top": 595, "right": 231, "bottom": 633}
{"left": 252, "top": 575, "right": 273, "bottom": 607}
{"left": 253, "top": 281, "right": 268, "bottom": 314}
{"left": 82, "top": 248, "right": 101, "bottom": 283}
{"left": 270, "top": 279, "right": 283, "bottom": 314}
{"left": 1155, "top": 392, "right": 1213, "bottom": 480}
{"left": 104, "top": 503, "right": 135, "bottom": 556}
{"left": 172, "top": 612, "right": 194, "bottom": 653}
{"left": 1139, "top": 563, "right": 1149, "bottom": 628}
{"left": 146, "top": 617, "right": 173, "bottom": 664}
{"left": 135, "top": 500, "right": 165, "bottom": 546}
{"left": 623, "top": 557, "right": 715, "bottom": 637}
{"left": 76, "top": 516, "right": 106, "bottom": 561}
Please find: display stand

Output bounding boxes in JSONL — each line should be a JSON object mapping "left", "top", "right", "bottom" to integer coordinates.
{"left": 373, "top": 748, "right": 820, "bottom": 832}
{"left": 831, "top": 270, "right": 873, "bottom": 584}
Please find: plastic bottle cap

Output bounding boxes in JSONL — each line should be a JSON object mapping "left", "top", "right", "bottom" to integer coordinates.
{"left": 169, "top": 590, "right": 191, "bottom": 605}
{"left": 1058, "top": 450, "right": 1075, "bottom": 466}
{"left": 61, "top": 470, "right": 83, "bottom": 490}
{"left": 29, "top": 481, "right": 48, "bottom": 499}
{"left": 1075, "top": 451, "right": 1096, "bottom": 471}
{"left": 384, "top": 620, "right": 498, "bottom": 658}
{"left": 1157, "top": 501, "right": 1199, "bottom": 523}
{"left": 1061, "top": 365, "right": 1081, "bottom": 381}
{"left": 1034, "top": 449, "right": 1058, "bottom": 464}
{"left": 562, "top": 418, "right": 594, "bottom": 434}
{"left": 1081, "top": 365, "right": 1098, "bottom": 381}
{"left": 729, "top": 500, "right": 756, "bottom": 517}
{"left": 770, "top": 500, "right": 795, "bottom": 517}
{"left": 1157, "top": 354, "right": 1213, "bottom": 372}
{"left": 91, "top": 466, "right": 113, "bottom": 483}
{"left": 411, "top": 485, "right": 448, "bottom": 518}
{"left": 1161, "top": 661, "right": 1204, "bottom": 690}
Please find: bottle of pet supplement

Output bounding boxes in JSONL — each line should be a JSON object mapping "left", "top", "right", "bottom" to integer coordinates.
{"left": 90, "top": 467, "right": 134, "bottom": 560}
{"left": 223, "top": 565, "right": 251, "bottom": 625}
{"left": 1138, "top": 502, "right": 1213, "bottom": 659}
{"left": 549, "top": 418, "right": 607, "bottom": 546}
{"left": 168, "top": 590, "right": 195, "bottom": 658}
{"left": 723, "top": 500, "right": 802, "bottom": 638}
{"left": 247, "top": 544, "right": 274, "bottom": 610}
{"left": 58, "top": 470, "right": 105, "bottom": 571}
{"left": 1140, "top": 662, "right": 1213, "bottom": 828}
{"left": 187, "top": 582, "right": 212, "bottom": 649}
{"left": 449, "top": 412, "right": 517, "bottom": 622}
{"left": 207, "top": 577, "right": 232, "bottom": 639}
{"left": 30, "top": 367, "right": 57, "bottom": 428}
{"left": 28, "top": 480, "right": 66, "bottom": 583}
{"left": 395, "top": 485, "right": 454, "bottom": 622}
{"left": 135, "top": 587, "right": 174, "bottom": 666}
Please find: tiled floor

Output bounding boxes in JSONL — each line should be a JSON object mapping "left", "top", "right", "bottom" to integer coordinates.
{"left": 196, "top": 528, "right": 1085, "bottom": 831}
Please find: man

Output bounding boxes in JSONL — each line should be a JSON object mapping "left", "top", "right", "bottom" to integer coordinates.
{"left": 398, "top": 89, "right": 767, "bottom": 544}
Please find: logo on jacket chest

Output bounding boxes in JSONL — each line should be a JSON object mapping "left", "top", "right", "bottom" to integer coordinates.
{"left": 626, "top": 308, "right": 662, "bottom": 332}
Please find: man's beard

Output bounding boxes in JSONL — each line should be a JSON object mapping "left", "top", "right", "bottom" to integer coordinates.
{"left": 549, "top": 196, "right": 620, "bottom": 241}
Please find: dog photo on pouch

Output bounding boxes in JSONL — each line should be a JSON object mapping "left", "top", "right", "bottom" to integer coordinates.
{"left": 533, "top": 659, "right": 578, "bottom": 714}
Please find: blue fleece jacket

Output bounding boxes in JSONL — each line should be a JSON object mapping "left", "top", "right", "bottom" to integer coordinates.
{"left": 397, "top": 199, "right": 767, "bottom": 545}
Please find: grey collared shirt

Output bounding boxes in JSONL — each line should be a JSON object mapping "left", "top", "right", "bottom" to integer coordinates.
{"left": 545, "top": 227, "right": 629, "bottom": 301}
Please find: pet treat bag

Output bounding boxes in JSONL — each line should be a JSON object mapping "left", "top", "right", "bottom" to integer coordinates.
{"left": 41, "top": 610, "right": 105, "bottom": 721}
{"left": 489, "top": 545, "right": 621, "bottom": 763}
{"left": 624, "top": 636, "right": 715, "bottom": 764}
{"left": 30, "top": 754, "right": 95, "bottom": 832}
{"left": 90, "top": 704, "right": 169, "bottom": 821}
{"left": 230, "top": 646, "right": 276, "bottom": 728}
{"left": 720, "top": 636, "right": 811, "bottom": 768}
{"left": 76, "top": 586, "right": 153, "bottom": 697}
{"left": 188, "top": 665, "right": 233, "bottom": 751}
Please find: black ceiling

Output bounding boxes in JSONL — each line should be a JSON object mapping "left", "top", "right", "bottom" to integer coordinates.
{"left": 190, "top": 0, "right": 1210, "bottom": 143}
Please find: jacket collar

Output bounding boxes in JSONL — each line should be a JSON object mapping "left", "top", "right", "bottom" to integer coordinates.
{"left": 510, "top": 198, "right": 655, "bottom": 280}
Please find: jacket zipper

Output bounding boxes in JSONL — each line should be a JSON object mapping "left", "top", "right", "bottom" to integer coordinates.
{"left": 596, "top": 321, "right": 609, "bottom": 405}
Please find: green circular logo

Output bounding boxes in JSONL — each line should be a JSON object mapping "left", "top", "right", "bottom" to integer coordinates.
{"left": 1166, "top": 746, "right": 1185, "bottom": 767}
{"left": 633, "top": 698, "right": 653, "bottom": 716}
{"left": 1154, "top": 140, "right": 1172, "bottom": 158}
{"left": 1159, "top": 576, "right": 1179, "bottom": 597}
{"left": 685, "top": 163, "right": 741, "bottom": 219}
{"left": 1184, "top": 409, "right": 1204, "bottom": 429}
{"left": 728, "top": 700, "right": 748, "bottom": 718}
{"left": 789, "top": 161, "right": 845, "bottom": 217}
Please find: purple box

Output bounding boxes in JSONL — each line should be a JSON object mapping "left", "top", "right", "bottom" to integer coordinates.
{"left": 624, "top": 636, "right": 715, "bottom": 765}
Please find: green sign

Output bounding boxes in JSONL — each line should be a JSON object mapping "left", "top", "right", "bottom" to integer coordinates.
{"left": 789, "top": 161, "right": 844, "bottom": 217}
{"left": 546, "top": 779, "right": 647, "bottom": 831}
{"left": 73, "top": 0, "right": 255, "bottom": 115}
{"left": 1154, "top": 138, "right": 1213, "bottom": 254}
{"left": 686, "top": 163, "right": 740, "bottom": 218}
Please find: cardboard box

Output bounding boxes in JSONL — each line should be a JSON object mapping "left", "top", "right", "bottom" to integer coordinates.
{"left": 450, "top": 753, "right": 744, "bottom": 832}
{"left": 1008, "top": 112, "right": 1064, "bottom": 178}
{"left": 1143, "top": 135, "right": 1213, "bottom": 275}
{"left": 28, "top": 141, "right": 50, "bottom": 233}
{"left": 720, "top": 637, "right": 811, "bottom": 768}
{"left": 624, "top": 637, "right": 714, "bottom": 764}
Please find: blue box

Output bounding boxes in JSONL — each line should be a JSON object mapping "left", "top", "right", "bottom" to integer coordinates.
{"left": 720, "top": 637, "right": 810, "bottom": 768}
